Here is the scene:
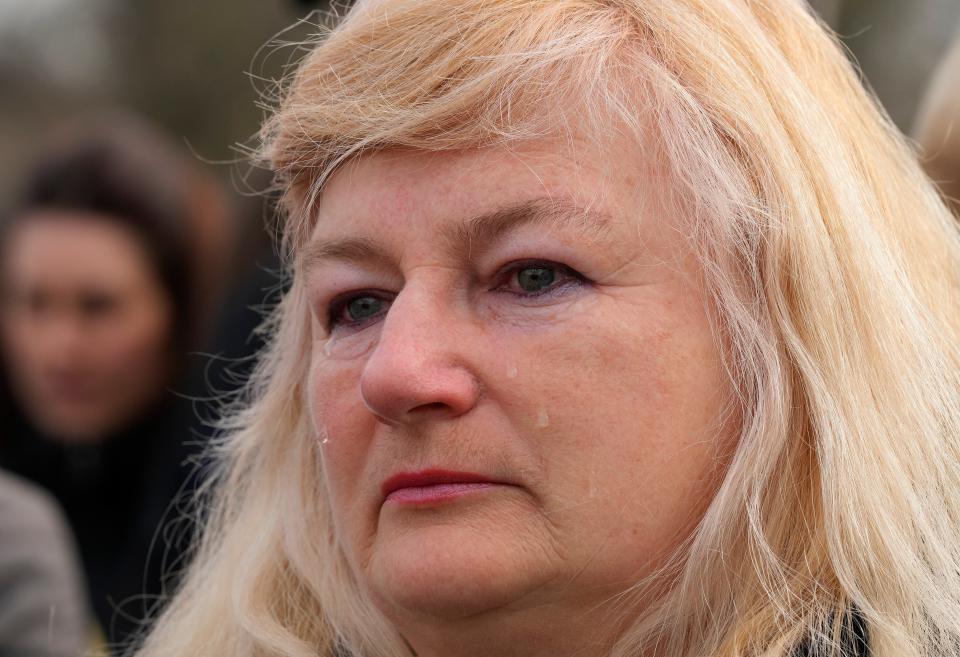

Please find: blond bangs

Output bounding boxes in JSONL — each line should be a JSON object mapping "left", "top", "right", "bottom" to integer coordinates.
{"left": 260, "top": 0, "right": 652, "bottom": 252}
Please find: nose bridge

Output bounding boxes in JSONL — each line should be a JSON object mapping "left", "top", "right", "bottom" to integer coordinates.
{"left": 381, "top": 278, "right": 449, "bottom": 355}
{"left": 359, "top": 275, "right": 479, "bottom": 423}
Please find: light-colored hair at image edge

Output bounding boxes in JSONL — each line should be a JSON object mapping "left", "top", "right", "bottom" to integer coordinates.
{"left": 134, "top": 1, "right": 960, "bottom": 656}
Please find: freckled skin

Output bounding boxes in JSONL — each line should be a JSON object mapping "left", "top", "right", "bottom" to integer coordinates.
{"left": 304, "top": 135, "right": 738, "bottom": 657}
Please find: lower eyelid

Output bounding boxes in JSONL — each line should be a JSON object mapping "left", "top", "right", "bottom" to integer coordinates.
{"left": 498, "top": 275, "right": 585, "bottom": 300}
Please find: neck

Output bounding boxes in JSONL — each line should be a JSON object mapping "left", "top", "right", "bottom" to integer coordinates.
{"left": 392, "top": 597, "right": 629, "bottom": 657}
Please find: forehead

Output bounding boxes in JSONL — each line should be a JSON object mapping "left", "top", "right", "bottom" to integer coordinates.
{"left": 3, "top": 211, "right": 154, "bottom": 288}
{"left": 307, "top": 133, "right": 662, "bottom": 247}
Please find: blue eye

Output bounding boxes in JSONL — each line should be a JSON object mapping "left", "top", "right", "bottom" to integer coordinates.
{"left": 346, "top": 296, "right": 384, "bottom": 320}
{"left": 516, "top": 266, "right": 556, "bottom": 293}
{"left": 500, "top": 261, "right": 584, "bottom": 298}
{"left": 323, "top": 261, "right": 583, "bottom": 330}
{"left": 327, "top": 292, "right": 390, "bottom": 330}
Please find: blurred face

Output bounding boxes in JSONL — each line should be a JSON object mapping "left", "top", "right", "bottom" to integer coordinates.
{"left": 303, "top": 133, "right": 737, "bottom": 655}
{"left": 1, "top": 212, "right": 174, "bottom": 442}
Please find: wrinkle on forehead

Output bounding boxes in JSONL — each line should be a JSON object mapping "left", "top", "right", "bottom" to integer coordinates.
{"left": 297, "top": 196, "right": 613, "bottom": 276}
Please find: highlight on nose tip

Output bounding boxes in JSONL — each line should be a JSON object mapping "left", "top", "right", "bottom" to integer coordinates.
{"left": 359, "top": 361, "right": 480, "bottom": 424}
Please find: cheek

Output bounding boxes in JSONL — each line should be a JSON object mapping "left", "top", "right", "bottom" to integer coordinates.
{"left": 512, "top": 290, "right": 734, "bottom": 563}
{"left": 307, "top": 355, "right": 367, "bottom": 447}
{"left": 308, "top": 355, "right": 375, "bottom": 537}
{"left": 97, "top": 303, "right": 172, "bottom": 378}
{"left": 0, "top": 315, "right": 37, "bottom": 373}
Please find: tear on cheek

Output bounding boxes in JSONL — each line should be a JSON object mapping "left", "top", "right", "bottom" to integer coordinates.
{"left": 322, "top": 326, "right": 381, "bottom": 360}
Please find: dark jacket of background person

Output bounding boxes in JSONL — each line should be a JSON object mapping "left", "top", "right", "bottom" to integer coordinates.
{"left": 0, "top": 114, "right": 233, "bottom": 653}
{"left": 0, "top": 469, "right": 92, "bottom": 657}
{"left": 0, "top": 398, "right": 199, "bottom": 651}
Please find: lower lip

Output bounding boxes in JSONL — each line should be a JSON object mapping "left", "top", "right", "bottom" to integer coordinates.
{"left": 45, "top": 380, "right": 96, "bottom": 400}
{"left": 384, "top": 482, "right": 498, "bottom": 505}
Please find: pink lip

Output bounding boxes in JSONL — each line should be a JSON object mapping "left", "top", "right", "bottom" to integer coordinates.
{"left": 381, "top": 469, "right": 502, "bottom": 505}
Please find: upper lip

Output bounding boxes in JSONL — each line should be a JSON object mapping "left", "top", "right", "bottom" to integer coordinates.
{"left": 380, "top": 469, "right": 501, "bottom": 499}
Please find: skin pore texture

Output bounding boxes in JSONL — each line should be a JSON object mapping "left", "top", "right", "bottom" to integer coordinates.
{"left": 1, "top": 211, "right": 174, "bottom": 442}
{"left": 302, "top": 131, "right": 739, "bottom": 657}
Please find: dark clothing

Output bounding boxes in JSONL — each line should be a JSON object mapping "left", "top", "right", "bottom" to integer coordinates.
{"left": 0, "top": 395, "right": 203, "bottom": 653}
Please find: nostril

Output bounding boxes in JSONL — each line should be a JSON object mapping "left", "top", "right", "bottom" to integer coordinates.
{"left": 360, "top": 347, "right": 480, "bottom": 422}
{"left": 414, "top": 402, "right": 450, "bottom": 413}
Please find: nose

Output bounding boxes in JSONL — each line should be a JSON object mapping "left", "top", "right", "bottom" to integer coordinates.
{"left": 359, "top": 287, "right": 480, "bottom": 425}
{"left": 37, "top": 308, "right": 86, "bottom": 366}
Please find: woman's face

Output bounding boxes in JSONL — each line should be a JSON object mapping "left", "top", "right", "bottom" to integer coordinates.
{"left": 303, "top": 133, "right": 738, "bottom": 652}
{"left": 1, "top": 212, "right": 174, "bottom": 442}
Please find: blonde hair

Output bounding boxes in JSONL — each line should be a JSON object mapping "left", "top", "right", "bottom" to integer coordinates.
{"left": 136, "top": 1, "right": 960, "bottom": 656}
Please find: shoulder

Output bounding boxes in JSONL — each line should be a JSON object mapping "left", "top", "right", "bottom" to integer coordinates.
{"left": 0, "top": 469, "right": 91, "bottom": 657}
{"left": 0, "top": 469, "right": 68, "bottom": 538}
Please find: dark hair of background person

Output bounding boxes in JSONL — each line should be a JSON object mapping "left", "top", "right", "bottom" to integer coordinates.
{"left": 3, "top": 117, "right": 212, "bottom": 356}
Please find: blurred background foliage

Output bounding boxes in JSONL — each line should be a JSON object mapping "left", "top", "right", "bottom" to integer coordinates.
{"left": 1, "top": 0, "right": 959, "bottom": 217}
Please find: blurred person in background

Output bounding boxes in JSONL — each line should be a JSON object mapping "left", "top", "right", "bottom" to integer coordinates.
{"left": 0, "top": 112, "right": 233, "bottom": 653}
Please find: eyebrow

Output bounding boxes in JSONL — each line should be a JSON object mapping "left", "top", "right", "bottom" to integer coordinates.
{"left": 297, "top": 197, "right": 611, "bottom": 274}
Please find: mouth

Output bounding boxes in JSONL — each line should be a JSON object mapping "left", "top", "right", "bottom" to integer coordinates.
{"left": 42, "top": 374, "right": 99, "bottom": 403}
{"left": 380, "top": 469, "right": 505, "bottom": 506}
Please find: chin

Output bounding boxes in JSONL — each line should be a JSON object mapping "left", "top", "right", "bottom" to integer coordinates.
{"left": 365, "top": 524, "right": 554, "bottom": 620}
{"left": 30, "top": 408, "right": 113, "bottom": 444}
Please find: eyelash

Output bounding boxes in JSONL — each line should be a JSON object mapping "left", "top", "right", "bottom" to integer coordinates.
{"left": 326, "top": 289, "right": 391, "bottom": 332}
{"left": 324, "top": 260, "right": 586, "bottom": 331}
{"left": 491, "top": 259, "right": 585, "bottom": 299}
